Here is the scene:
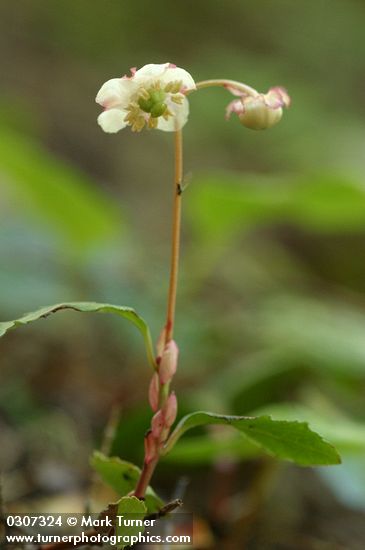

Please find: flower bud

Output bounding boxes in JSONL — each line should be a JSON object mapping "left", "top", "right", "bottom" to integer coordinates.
{"left": 148, "top": 373, "right": 160, "bottom": 412}
{"left": 226, "top": 87, "right": 290, "bottom": 131}
{"left": 159, "top": 340, "right": 179, "bottom": 384}
{"left": 162, "top": 392, "right": 178, "bottom": 428}
{"left": 238, "top": 98, "right": 283, "bottom": 130}
{"left": 151, "top": 410, "right": 165, "bottom": 439}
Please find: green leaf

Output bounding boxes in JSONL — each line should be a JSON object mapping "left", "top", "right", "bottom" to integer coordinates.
{"left": 91, "top": 452, "right": 140, "bottom": 496}
{"left": 116, "top": 496, "right": 147, "bottom": 549}
{"left": 0, "top": 302, "right": 156, "bottom": 369}
{"left": 253, "top": 403, "right": 365, "bottom": 456}
{"left": 90, "top": 451, "right": 163, "bottom": 513}
{"left": 163, "top": 412, "right": 341, "bottom": 466}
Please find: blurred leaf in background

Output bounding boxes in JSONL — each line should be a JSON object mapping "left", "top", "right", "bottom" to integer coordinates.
{"left": 0, "top": 127, "right": 123, "bottom": 253}
{"left": 1, "top": 0, "right": 365, "bottom": 544}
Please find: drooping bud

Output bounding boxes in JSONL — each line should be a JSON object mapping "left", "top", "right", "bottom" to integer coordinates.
{"left": 238, "top": 97, "right": 283, "bottom": 130}
{"left": 159, "top": 340, "right": 179, "bottom": 384}
{"left": 226, "top": 87, "right": 290, "bottom": 131}
{"left": 148, "top": 373, "right": 160, "bottom": 412}
{"left": 163, "top": 392, "right": 178, "bottom": 428}
{"left": 151, "top": 410, "right": 165, "bottom": 439}
{"left": 144, "top": 430, "right": 158, "bottom": 464}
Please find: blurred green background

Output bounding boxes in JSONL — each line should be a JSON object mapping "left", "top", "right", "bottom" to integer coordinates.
{"left": 1, "top": 1, "right": 365, "bottom": 547}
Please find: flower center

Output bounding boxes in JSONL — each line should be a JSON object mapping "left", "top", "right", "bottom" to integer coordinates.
{"left": 138, "top": 88, "right": 167, "bottom": 117}
{"left": 124, "top": 80, "right": 185, "bottom": 132}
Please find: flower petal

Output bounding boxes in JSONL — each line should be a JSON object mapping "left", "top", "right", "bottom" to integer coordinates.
{"left": 264, "top": 87, "right": 291, "bottom": 109}
{"left": 225, "top": 99, "right": 244, "bottom": 119}
{"left": 276, "top": 86, "right": 291, "bottom": 107}
{"left": 133, "top": 63, "right": 170, "bottom": 82}
{"left": 159, "top": 67, "right": 196, "bottom": 91}
{"left": 97, "top": 108, "right": 128, "bottom": 133}
{"left": 157, "top": 97, "right": 189, "bottom": 132}
{"left": 95, "top": 78, "right": 135, "bottom": 108}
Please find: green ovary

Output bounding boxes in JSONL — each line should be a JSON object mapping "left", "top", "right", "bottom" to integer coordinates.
{"left": 150, "top": 102, "right": 167, "bottom": 117}
{"left": 138, "top": 89, "right": 167, "bottom": 117}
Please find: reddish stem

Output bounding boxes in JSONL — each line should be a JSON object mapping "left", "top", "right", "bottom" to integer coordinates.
{"left": 165, "top": 129, "right": 183, "bottom": 344}
{"left": 133, "top": 457, "right": 159, "bottom": 499}
{"left": 133, "top": 130, "right": 183, "bottom": 499}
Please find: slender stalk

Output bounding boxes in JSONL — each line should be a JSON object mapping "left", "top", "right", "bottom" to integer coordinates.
{"left": 133, "top": 457, "right": 159, "bottom": 499}
{"left": 194, "top": 79, "right": 258, "bottom": 97}
{"left": 133, "top": 130, "right": 184, "bottom": 499}
{"left": 165, "top": 129, "right": 183, "bottom": 344}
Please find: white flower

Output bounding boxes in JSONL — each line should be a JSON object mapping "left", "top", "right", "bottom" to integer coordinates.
{"left": 226, "top": 86, "right": 290, "bottom": 130}
{"left": 96, "top": 63, "right": 196, "bottom": 133}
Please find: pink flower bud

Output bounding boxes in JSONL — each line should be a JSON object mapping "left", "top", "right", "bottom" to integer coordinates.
{"left": 148, "top": 373, "right": 160, "bottom": 412}
{"left": 151, "top": 410, "right": 165, "bottom": 439}
{"left": 144, "top": 430, "right": 158, "bottom": 464}
{"left": 159, "top": 340, "right": 179, "bottom": 384}
{"left": 226, "top": 87, "right": 290, "bottom": 131}
{"left": 163, "top": 392, "right": 178, "bottom": 428}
